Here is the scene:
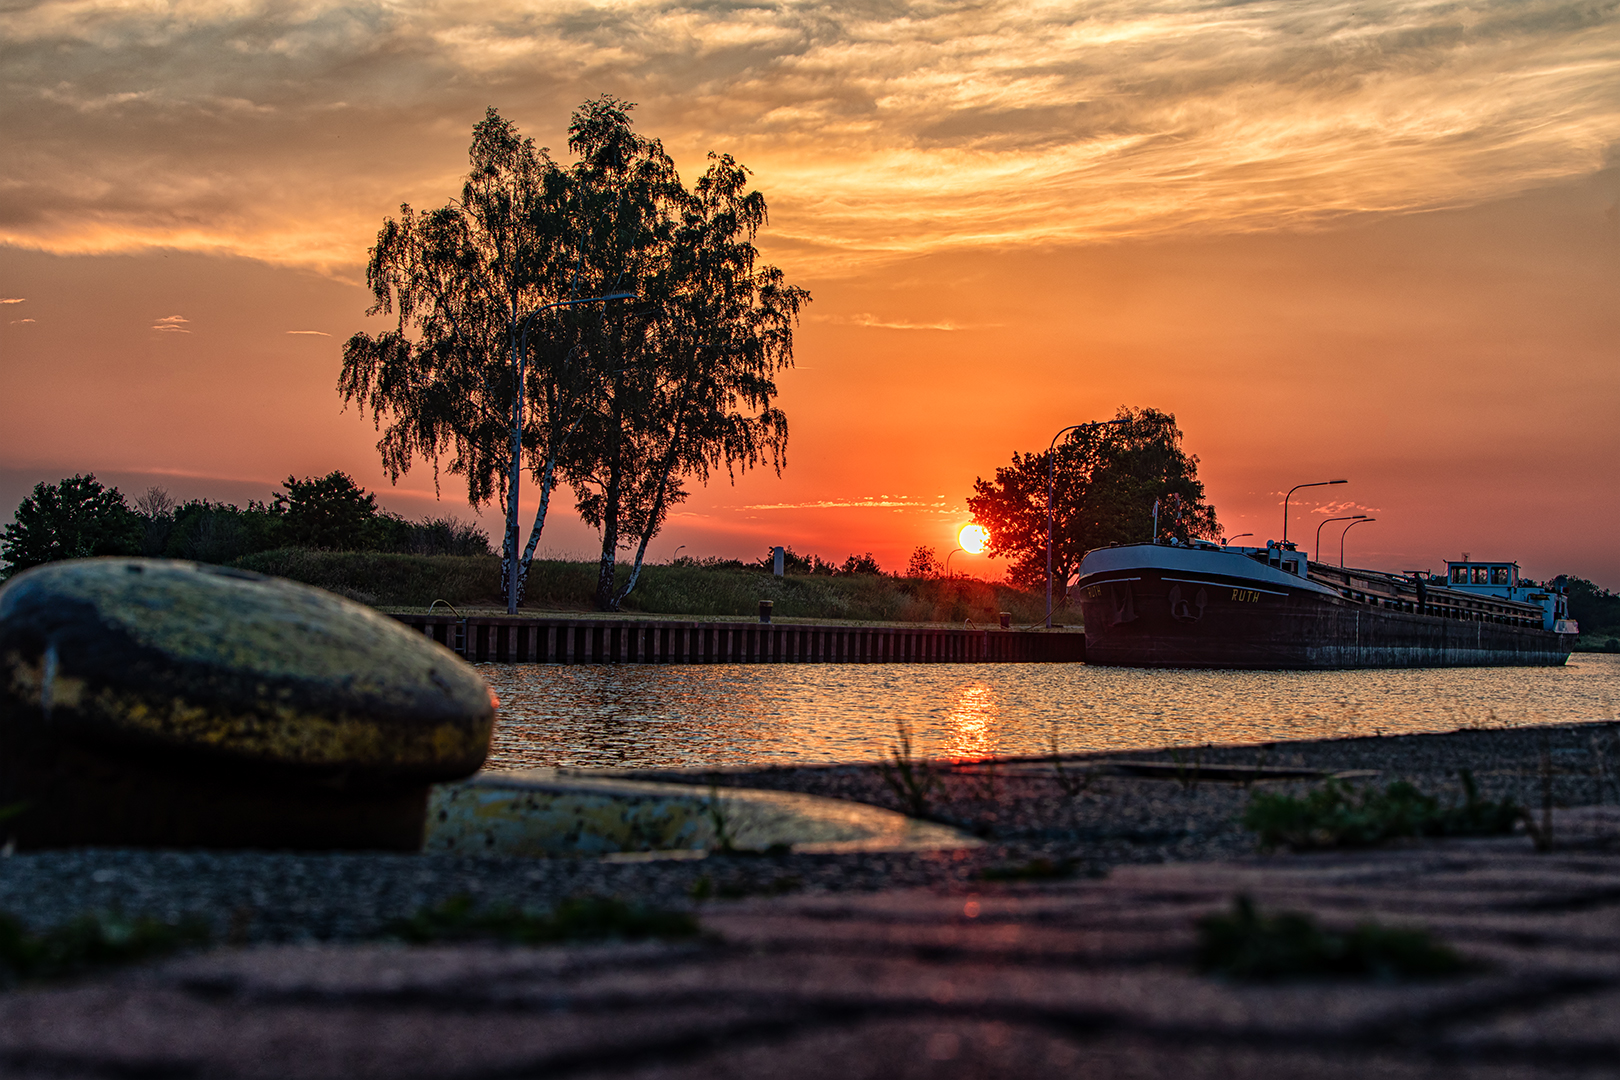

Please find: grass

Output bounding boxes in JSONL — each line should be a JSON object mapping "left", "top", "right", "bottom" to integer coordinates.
{"left": 880, "top": 719, "right": 941, "bottom": 818}
{"left": 1242, "top": 772, "right": 1522, "bottom": 852}
{"left": 977, "top": 857, "right": 1079, "bottom": 882}
{"left": 0, "top": 910, "right": 211, "bottom": 985}
{"left": 232, "top": 550, "right": 1050, "bottom": 624}
{"left": 387, "top": 895, "right": 700, "bottom": 946}
{"left": 1196, "top": 895, "right": 1466, "bottom": 981}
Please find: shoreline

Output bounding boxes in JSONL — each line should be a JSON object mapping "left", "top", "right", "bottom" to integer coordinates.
{"left": 2, "top": 721, "right": 1616, "bottom": 944}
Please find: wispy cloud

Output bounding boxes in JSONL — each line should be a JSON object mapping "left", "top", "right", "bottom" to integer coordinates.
{"left": 0, "top": 1, "right": 1615, "bottom": 271}
{"left": 285, "top": 329, "right": 329, "bottom": 336}
{"left": 151, "top": 314, "right": 190, "bottom": 333}
{"left": 0, "top": 298, "right": 24, "bottom": 304}
{"left": 9, "top": 318, "right": 35, "bottom": 324}
{"left": 743, "top": 495, "right": 962, "bottom": 515}
{"left": 839, "top": 313, "right": 978, "bottom": 331}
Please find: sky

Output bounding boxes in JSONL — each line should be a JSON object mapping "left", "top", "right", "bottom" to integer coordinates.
{"left": 2, "top": 0, "right": 1617, "bottom": 587}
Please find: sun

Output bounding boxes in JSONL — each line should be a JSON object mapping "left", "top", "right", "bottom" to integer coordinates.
{"left": 958, "top": 523, "right": 988, "bottom": 554}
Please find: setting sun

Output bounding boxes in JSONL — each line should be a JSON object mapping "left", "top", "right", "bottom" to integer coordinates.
{"left": 958, "top": 524, "right": 988, "bottom": 555}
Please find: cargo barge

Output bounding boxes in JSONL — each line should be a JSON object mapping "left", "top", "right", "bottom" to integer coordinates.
{"left": 1074, "top": 540, "right": 1577, "bottom": 669}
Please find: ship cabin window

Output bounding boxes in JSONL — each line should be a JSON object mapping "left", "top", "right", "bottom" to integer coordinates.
{"left": 1491, "top": 566, "right": 1512, "bottom": 585}
{"left": 1451, "top": 566, "right": 1469, "bottom": 584}
{"left": 1472, "top": 567, "right": 1490, "bottom": 584}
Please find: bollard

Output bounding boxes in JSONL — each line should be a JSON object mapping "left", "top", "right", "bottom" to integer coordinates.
{"left": 999, "top": 611, "right": 1012, "bottom": 630}
{"left": 759, "top": 599, "right": 774, "bottom": 624}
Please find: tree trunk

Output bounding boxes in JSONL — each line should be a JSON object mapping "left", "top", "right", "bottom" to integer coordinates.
{"left": 501, "top": 323, "right": 525, "bottom": 615}
{"left": 594, "top": 370, "right": 625, "bottom": 611}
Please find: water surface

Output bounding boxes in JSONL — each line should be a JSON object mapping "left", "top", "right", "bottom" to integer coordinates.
{"left": 480, "top": 654, "right": 1620, "bottom": 771}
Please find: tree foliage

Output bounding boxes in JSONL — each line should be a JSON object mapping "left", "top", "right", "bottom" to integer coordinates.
{"left": 340, "top": 99, "right": 806, "bottom": 612}
{"left": 967, "top": 407, "right": 1219, "bottom": 593}
{"left": 1, "top": 475, "right": 141, "bottom": 574}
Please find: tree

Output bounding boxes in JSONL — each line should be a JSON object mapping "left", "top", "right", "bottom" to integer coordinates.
{"left": 1, "top": 474, "right": 142, "bottom": 574}
{"left": 273, "top": 471, "right": 380, "bottom": 550}
{"left": 841, "top": 552, "right": 884, "bottom": 575}
{"left": 967, "top": 407, "right": 1219, "bottom": 594}
{"left": 907, "top": 546, "right": 941, "bottom": 578}
{"left": 557, "top": 104, "right": 806, "bottom": 610}
{"left": 340, "top": 106, "right": 610, "bottom": 614}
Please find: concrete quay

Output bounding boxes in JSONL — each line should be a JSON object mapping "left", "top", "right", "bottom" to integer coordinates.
{"left": 391, "top": 612, "right": 1086, "bottom": 664}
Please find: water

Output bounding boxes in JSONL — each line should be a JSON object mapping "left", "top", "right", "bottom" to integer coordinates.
{"left": 479, "top": 653, "right": 1620, "bottom": 771}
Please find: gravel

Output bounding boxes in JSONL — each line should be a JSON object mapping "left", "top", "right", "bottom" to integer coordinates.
{"left": 2, "top": 721, "right": 1616, "bottom": 944}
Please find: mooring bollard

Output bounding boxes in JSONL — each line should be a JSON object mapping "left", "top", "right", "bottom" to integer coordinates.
{"left": 759, "top": 600, "right": 774, "bottom": 624}
{"left": 999, "top": 611, "right": 1012, "bottom": 630}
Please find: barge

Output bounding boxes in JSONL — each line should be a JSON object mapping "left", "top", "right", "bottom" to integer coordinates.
{"left": 1074, "top": 540, "right": 1577, "bottom": 669}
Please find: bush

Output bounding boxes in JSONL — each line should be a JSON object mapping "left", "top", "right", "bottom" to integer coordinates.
{"left": 1196, "top": 895, "right": 1464, "bottom": 981}
{"left": 0, "top": 910, "right": 210, "bottom": 985}
{"left": 388, "top": 895, "right": 698, "bottom": 945}
{"left": 1243, "top": 772, "right": 1521, "bottom": 852}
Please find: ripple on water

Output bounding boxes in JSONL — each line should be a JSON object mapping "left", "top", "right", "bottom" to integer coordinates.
{"left": 479, "top": 653, "right": 1620, "bottom": 771}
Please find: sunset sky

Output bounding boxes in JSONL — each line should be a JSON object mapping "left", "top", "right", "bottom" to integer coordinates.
{"left": 2, "top": 0, "right": 1617, "bottom": 587}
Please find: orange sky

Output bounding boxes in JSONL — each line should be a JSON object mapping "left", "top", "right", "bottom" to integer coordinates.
{"left": 2, "top": 0, "right": 1618, "bottom": 586}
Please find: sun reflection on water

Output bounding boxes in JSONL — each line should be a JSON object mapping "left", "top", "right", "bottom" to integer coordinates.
{"left": 478, "top": 654, "right": 1620, "bottom": 772}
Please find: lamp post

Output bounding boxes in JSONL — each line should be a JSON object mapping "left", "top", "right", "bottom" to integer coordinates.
{"left": 1046, "top": 419, "right": 1126, "bottom": 628}
{"left": 1340, "top": 517, "right": 1377, "bottom": 568}
{"left": 944, "top": 546, "right": 965, "bottom": 580}
{"left": 1222, "top": 532, "right": 1253, "bottom": 547}
{"left": 1282, "top": 479, "right": 1347, "bottom": 547}
{"left": 1315, "top": 515, "right": 1367, "bottom": 562}
{"left": 505, "top": 291, "right": 638, "bottom": 615}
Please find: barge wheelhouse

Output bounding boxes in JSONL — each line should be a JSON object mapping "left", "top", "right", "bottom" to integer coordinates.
{"left": 1073, "top": 541, "right": 1576, "bottom": 670}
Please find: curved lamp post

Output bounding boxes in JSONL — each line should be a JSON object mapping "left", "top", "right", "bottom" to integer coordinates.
{"left": 944, "top": 546, "right": 965, "bottom": 580}
{"left": 1340, "top": 517, "right": 1377, "bottom": 568}
{"left": 505, "top": 291, "right": 638, "bottom": 614}
{"left": 1046, "top": 419, "right": 1127, "bottom": 628}
{"left": 1222, "top": 532, "right": 1253, "bottom": 547}
{"left": 1282, "top": 479, "right": 1347, "bottom": 547}
{"left": 1315, "top": 514, "right": 1367, "bottom": 562}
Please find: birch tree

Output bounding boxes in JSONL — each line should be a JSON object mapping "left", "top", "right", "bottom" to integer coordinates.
{"left": 339, "top": 108, "right": 613, "bottom": 610}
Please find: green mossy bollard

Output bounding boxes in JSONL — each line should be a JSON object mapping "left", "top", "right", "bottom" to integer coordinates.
{"left": 0, "top": 558, "right": 494, "bottom": 851}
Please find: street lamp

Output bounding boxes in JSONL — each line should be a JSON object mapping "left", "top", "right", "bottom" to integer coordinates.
{"left": 1315, "top": 515, "right": 1367, "bottom": 562}
{"left": 1222, "top": 533, "right": 1253, "bottom": 547}
{"left": 1282, "top": 479, "right": 1347, "bottom": 546}
{"left": 944, "top": 546, "right": 965, "bottom": 580}
{"left": 505, "top": 291, "right": 638, "bottom": 614}
{"left": 1340, "top": 517, "right": 1377, "bottom": 568}
{"left": 1046, "top": 419, "right": 1127, "bottom": 628}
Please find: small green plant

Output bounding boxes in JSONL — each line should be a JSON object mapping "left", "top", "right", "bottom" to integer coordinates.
{"left": 1243, "top": 771, "right": 1521, "bottom": 852}
{"left": 0, "top": 910, "right": 211, "bottom": 985}
{"left": 1196, "top": 895, "right": 1465, "bottom": 981}
{"left": 977, "top": 857, "right": 1077, "bottom": 882}
{"left": 389, "top": 895, "right": 699, "bottom": 945}
{"left": 880, "top": 718, "right": 940, "bottom": 817}
{"left": 706, "top": 781, "right": 737, "bottom": 854}
{"left": 1047, "top": 726, "right": 1091, "bottom": 797}
{"left": 1521, "top": 738, "right": 1556, "bottom": 853}
{"left": 1170, "top": 746, "right": 1206, "bottom": 791}
{"left": 690, "top": 874, "right": 802, "bottom": 901}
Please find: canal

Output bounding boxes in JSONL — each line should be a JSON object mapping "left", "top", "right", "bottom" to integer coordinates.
{"left": 480, "top": 653, "right": 1620, "bottom": 770}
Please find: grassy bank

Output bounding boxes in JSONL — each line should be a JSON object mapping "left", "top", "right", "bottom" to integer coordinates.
{"left": 233, "top": 550, "right": 1051, "bottom": 625}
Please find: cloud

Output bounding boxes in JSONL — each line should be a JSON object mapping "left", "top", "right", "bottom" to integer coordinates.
{"left": 743, "top": 495, "right": 962, "bottom": 515}
{"left": 0, "top": 1, "right": 1616, "bottom": 272}
{"left": 9, "top": 317, "right": 34, "bottom": 324}
{"left": 285, "top": 329, "right": 330, "bottom": 335}
{"left": 151, "top": 314, "right": 190, "bottom": 332}
{"left": 839, "top": 313, "right": 977, "bottom": 331}
{"left": 0, "top": 298, "right": 24, "bottom": 304}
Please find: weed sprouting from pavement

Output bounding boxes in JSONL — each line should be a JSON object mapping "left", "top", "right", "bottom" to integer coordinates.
{"left": 389, "top": 895, "right": 699, "bottom": 945}
{"left": 1243, "top": 772, "right": 1521, "bottom": 852}
{"left": 1196, "top": 895, "right": 1465, "bottom": 981}
{"left": 880, "top": 718, "right": 940, "bottom": 818}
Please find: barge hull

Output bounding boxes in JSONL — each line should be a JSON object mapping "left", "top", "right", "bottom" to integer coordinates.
{"left": 1076, "top": 569, "right": 1573, "bottom": 670}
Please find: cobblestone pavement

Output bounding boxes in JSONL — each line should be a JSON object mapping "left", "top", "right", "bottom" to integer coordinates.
{"left": 3, "top": 825, "right": 1619, "bottom": 1079}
